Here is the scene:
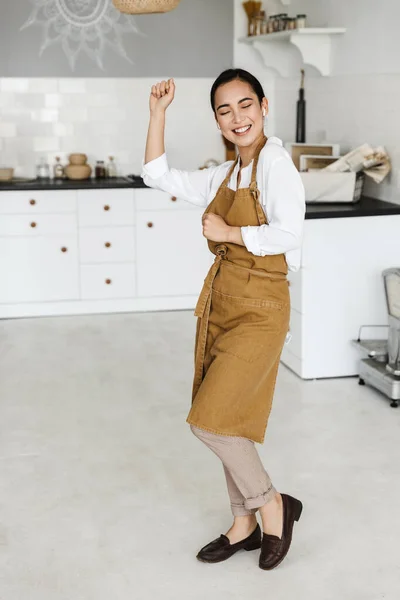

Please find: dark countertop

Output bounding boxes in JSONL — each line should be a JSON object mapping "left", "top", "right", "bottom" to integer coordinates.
{"left": 1, "top": 179, "right": 399, "bottom": 219}
{"left": 0, "top": 176, "right": 146, "bottom": 191}
{"left": 305, "top": 196, "right": 400, "bottom": 219}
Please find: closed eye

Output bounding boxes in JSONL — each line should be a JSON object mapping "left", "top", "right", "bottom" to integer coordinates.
{"left": 242, "top": 104, "right": 252, "bottom": 109}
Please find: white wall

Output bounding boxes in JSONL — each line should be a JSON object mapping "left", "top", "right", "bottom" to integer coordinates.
{"left": 0, "top": 78, "right": 225, "bottom": 178}
{"left": 272, "top": 0, "right": 400, "bottom": 203}
{"left": 234, "top": 0, "right": 400, "bottom": 204}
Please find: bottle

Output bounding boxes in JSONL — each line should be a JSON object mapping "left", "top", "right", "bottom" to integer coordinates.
{"left": 106, "top": 156, "right": 117, "bottom": 178}
{"left": 296, "top": 69, "right": 306, "bottom": 143}
{"left": 36, "top": 157, "right": 50, "bottom": 179}
{"left": 260, "top": 11, "right": 268, "bottom": 35}
{"left": 95, "top": 160, "right": 106, "bottom": 178}
{"left": 53, "top": 156, "right": 64, "bottom": 179}
{"left": 296, "top": 14, "right": 307, "bottom": 29}
{"left": 267, "top": 16, "right": 275, "bottom": 34}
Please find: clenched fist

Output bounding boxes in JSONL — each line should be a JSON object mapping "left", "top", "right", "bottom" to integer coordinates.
{"left": 150, "top": 78, "right": 175, "bottom": 115}
{"left": 202, "top": 213, "right": 231, "bottom": 242}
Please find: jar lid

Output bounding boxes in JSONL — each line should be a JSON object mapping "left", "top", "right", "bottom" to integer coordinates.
{"left": 297, "top": 14, "right": 307, "bottom": 17}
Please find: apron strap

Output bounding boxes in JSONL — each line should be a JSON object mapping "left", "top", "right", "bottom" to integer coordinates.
{"left": 249, "top": 136, "right": 268, "bottom": 225}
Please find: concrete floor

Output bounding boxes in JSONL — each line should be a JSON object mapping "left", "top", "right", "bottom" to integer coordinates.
{"left": 0, "top": 310, "right": 399, "bottom": 600}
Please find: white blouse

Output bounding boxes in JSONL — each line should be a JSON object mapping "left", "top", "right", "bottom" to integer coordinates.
{"left": 141, "top": 136, "right": 305, "bottom": 271}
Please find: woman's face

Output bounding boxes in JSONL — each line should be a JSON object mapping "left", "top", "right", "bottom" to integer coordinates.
{"left": 214, "top": 79, "right": 268, "bottom": 148}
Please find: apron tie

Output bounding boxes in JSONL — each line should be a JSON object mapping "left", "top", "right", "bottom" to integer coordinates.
{"left": 194, "top": 244, "right": 227, "bottom": 318}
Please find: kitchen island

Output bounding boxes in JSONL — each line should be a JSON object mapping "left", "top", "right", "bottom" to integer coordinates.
{"left": 1, "top": 179, "right": 400, "bottom": 379}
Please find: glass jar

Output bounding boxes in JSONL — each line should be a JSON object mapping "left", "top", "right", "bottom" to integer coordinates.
{"left": 279, "top": 13, "right": 288, "bottom": 31}
{"left": 267, "top": 16, "right": 275, "bottom": 34}
{"left": 288, "top": 17, "right": 297, "bottom": 30}
{"left": 296, "top": 14, "right": 307, "bottom": 29}
{"left": 260, "top": 11, "right": 268, "bottom": 35}
{"left": 95, "top": 160, "right": 106, "bottom": 178}
{"left": 106, "top": 156, "right": 117, "bottom": 178}
{"left": 36, "top": 157, "right": 50, "bottom": 179}
{"left": 53, "top": 156, "right": 64, "bottom": 179}
{"left": 272, "top": 14, "right": 280, "bottom": 32}
{"left": 253, "top": 12, "right": 263, "bottom": 36}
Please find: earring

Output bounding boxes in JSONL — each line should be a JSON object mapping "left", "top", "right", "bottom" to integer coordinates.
{"left": 217, "top": 123, "right": 221, "bottom": 130}
{"left": 262, "top": 109, "right": 266, "bottom": 117}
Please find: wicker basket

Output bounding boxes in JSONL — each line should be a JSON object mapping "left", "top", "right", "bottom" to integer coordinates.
{"left": 113, "top": 0, "right": 181, "bottom": 14}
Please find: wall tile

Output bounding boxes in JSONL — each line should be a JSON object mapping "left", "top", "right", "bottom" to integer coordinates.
{"left": 0, "top": 78, "right": 29, "bottom": 92}
{"left": 33, "top": 137, "right": 60, "bottom": 152}
{"left": 58, "top": 79, "right": 86, "bottom": 94}
{"left": 28, "top": 79, "right": 58, "bottom": 93}
{"left": 0, "top": 123, "right": 17, "bottom": 137}
{"left": 58, "top": 107, "right": 88, "bottom": 122}
{"left": 45, "top": 94, "right": 65, "bottom": 108}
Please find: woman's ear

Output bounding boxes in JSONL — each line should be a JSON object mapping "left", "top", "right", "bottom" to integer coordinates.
{"left": 262, "top": 98, "right": 269, "bottom": 117}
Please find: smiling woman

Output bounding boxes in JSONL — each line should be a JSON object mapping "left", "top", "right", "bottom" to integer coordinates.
{"left": 142, "top": 68, "right": 305, "bottom": 572}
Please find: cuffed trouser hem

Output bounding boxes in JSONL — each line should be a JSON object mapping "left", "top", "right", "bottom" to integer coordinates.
{"left": 230, "top": 503, "right": 258, "bottom": 517}
{"left": 244, "top": 484, "right": 277, "bottom": 511}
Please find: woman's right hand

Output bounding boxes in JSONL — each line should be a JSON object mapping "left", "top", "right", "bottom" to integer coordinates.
{"left": 150, "top": 79, "right": 175, "bottom": 115}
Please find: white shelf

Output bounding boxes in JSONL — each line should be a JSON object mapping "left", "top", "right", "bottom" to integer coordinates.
{"left": 239, "top": 28, "right": 346, "bottom": 77}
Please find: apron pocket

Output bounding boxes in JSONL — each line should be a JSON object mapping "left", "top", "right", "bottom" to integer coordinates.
{"left": 210, "top": 289, "right": 289, "bottom": 364}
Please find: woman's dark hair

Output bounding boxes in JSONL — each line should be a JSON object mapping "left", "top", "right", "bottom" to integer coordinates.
{"left": 210, "top": 69, "right": 265, "bottom": 113}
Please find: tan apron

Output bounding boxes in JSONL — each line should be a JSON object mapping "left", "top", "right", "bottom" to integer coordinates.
{"left": 186, "top": 137, "right": 290, "bottom": 444}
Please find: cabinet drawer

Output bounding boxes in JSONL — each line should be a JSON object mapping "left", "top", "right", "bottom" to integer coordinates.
{"left": 79, "top": 227, "right": 135, "bottom": 264}
{"left": 0, "top": 190, "right": 76, "bottom": 214}
{"left": 0, "top": 214, "right": 77, "bottom": 236}
{"left": 135, "top": 188, "right": 198, "bottom": 211}
{"left": 78, "top": 190, "right": 135, "bottom": 227}
{"left": 0, "top": 236, "right": 79, "bottom": 304}
{"left": 80, "top": 264, "right": 136, "bottom": 299}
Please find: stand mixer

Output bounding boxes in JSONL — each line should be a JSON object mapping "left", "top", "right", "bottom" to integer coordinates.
{"left": 354, "top": 268, "right": 400, "bottom": 407}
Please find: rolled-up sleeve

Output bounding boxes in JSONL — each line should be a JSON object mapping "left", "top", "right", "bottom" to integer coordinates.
{"left": 142, "top": 154, "right": 216, "bottom": 208}
{"left": 241, "top": 156, "right": 305, "bottom": 256}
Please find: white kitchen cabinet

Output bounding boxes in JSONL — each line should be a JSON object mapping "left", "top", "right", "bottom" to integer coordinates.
{"left": 136, "top": 188, "right": 199, "bottom": 211}
{"left": 0, "top": 236, "right": 80, "bottom": 304}
{"left": 0, "top": 190, "right": 76, "bottom": 214}
{"left": 79, "top": 227, "right": 135, "bottom": 264}
{"left": 77, "top": 189, "right": 134, "bottom": 227}
{"left": 281, "top": 215, "right": 400, "bottom": 379}
{"left": 0, "top": 214, "right": 77, "bottom": 237}
{"left": 136, "top": 209, "right": 211, "bottom": 297}
{"left": 80, "top": 264, "right": 136, "bottom": 300}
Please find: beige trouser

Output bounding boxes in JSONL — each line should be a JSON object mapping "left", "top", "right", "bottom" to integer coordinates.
{"left": 190, "top": 425, "right": 277, "bottom": 517}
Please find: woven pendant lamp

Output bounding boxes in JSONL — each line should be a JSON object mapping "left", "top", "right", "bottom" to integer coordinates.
{"left": 113, "top": 0, "right": 181, "bottom": 14}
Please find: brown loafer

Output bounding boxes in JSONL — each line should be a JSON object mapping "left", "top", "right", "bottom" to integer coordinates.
{"left": 197, "top": 524, "right": 262, "bottom": 564}
{"left": 259, "top": 494, "right": 303, "bottom": 570}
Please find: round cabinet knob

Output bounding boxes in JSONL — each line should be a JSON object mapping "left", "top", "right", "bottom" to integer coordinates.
{"left": 104, "top": 205, "right": 110, "bottom": 211}
{"left": 171, "top": 196, "right": 177, "bottom": 202}
{"left": 29, "top": 199, "right": 36, "bottom": 206}
{"left": 147, "top": 222, "right": 153, "bottom": 228}
{"left": 105, "top": 279, "right": 112, "bottom": 285}
{"left": 61, "top": 247, "right": 68, "bottom": 253}
{"left": 30, "top": 222, "right": 37, "bottom": 228}
{"left": 104, "top": 242, "right": 111, "bottom": 248}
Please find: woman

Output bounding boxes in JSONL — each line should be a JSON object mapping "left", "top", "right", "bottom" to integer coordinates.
{"left": 142, "top": 69, "right": 305, "bottom": 570}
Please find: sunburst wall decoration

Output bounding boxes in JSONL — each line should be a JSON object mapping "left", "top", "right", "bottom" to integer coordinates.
{"left": 20, "top": 0, "right": 143, "bottom": 71}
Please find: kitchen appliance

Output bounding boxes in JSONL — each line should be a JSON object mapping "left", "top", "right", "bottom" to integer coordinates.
{"left": 354, "top": 268, "right": 400, "bottom": 407}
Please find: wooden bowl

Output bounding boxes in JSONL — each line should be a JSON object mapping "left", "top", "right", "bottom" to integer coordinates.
{"left": 0, "top": 167, "right": 14, "bottom": 181}
{"left": 65, "top": 164, "right": 92, "bottom": 180}
{"left": 68, "top": 153, "right": 87, "bottom": 166}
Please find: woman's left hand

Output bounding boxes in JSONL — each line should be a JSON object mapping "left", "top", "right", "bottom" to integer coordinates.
{"left": 202, "top": 213, "right": 231, "bottom": 242}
